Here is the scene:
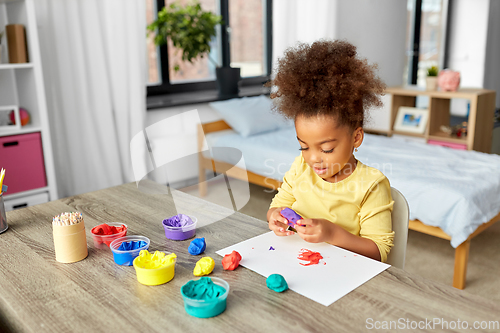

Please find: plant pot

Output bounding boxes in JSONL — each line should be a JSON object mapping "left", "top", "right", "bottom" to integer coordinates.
{"left": 216, "top": 67, "right": 240, "bottom": 97}
{"left": 426, "top": 76, "right": 438, "bottom": 91}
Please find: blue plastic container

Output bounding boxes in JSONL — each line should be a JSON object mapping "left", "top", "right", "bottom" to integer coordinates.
{"left": 110, "top": 235, "right": 150, "bottom": 266}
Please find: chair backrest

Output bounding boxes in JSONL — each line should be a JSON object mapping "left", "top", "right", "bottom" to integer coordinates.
{"left": 386, "top": 187, "right": 410, "bottom": 269}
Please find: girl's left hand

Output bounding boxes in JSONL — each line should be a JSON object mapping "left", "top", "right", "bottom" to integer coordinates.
{"left": 294, "top": 218, "right": 338, "bottom": 243}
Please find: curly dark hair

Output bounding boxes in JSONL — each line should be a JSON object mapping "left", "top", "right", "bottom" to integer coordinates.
{"left": 267, "top": 39, "right": 386, "bottom": 130}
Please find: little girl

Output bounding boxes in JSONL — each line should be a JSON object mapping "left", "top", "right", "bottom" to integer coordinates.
{"left": 266, "top": 40, "right": 394, "bottom": 262}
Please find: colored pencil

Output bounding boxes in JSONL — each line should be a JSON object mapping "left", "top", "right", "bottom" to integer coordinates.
{"left": 0, "top": 168, "right": 5, "bottom": 193}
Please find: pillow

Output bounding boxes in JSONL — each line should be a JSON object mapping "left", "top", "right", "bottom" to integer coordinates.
{"left": 209, "top": 95, "right": 293, "bottom": 137}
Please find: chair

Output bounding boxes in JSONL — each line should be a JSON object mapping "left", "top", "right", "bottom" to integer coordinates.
{"left": 386, "top": 187, "right": 410, "bottom": 269}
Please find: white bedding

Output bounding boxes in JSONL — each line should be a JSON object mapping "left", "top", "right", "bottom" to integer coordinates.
{"left": 204, "top": 127, "right": 500, "bottom": 247}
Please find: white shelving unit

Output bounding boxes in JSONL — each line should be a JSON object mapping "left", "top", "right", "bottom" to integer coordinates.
{"left": 0, "top": 0, "right": 58, "bottom": 209}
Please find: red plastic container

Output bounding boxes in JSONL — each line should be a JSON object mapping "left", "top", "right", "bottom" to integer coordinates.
{"left": 0, "top": 132, "right": 47, "bottom": 194}
{"left": 91, "top": 222, "right": 128, "bottom": 249}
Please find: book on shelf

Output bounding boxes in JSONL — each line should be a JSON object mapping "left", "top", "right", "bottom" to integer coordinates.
{"left": 6, "top": 24, "right": 28, "bottom": 63}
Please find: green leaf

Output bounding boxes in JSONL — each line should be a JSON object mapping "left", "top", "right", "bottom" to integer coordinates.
{"left": 427, "top": 66, "right": 439, "bottom": 77}
{"left": 147, "top": 0, "right": 222, "bottom": 64}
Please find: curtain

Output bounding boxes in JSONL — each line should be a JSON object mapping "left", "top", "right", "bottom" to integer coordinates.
{"left": 34, "top": 0, "right": 147, "bottom": 197}
{"left": 272, "top": 0, "right": 337, "bottom": 65}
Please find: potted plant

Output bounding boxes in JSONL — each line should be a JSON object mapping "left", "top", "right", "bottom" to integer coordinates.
{"left": 426, "top": 66, "right": 438, "bottom": 91}
{"left": 147, "top": 1, "right": 241, "bottom": 96}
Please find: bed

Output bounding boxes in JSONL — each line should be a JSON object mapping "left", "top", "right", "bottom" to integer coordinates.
{"left": 197, "top": 97, "right": 500, "bottom": 290}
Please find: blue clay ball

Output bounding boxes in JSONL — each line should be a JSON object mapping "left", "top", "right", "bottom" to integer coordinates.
{"left": 188, "top": 237, "right": 206, "bottom": 255}
{"left": 266, "top": 274, "right": 288, "bottom": 293}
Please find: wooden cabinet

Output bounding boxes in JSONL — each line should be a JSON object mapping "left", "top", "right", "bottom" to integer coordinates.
{"left": 386, "top": 86, "right": 496, "bottom": 153}
{"left": 0, "top": 0, "right": 58, "bottom": 208}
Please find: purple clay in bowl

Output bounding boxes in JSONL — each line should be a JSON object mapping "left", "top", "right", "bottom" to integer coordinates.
{"left": 162, "top": 214, "right": 197, "bottom": 241}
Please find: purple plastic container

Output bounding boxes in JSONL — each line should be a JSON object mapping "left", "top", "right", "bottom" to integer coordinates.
{"left": 162, "top": 215, "right": 197, "bottom": 241}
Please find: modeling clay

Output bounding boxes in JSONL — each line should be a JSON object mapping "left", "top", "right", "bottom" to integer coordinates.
{"left": 193, "top": 257, "right": 215, "bottom": 276}
{"left": 91, "top": 223, "right": 126, "bottom": 235}
{"left": 135, "top": 250, "right": 176, "bottom": 269}
{"left": 182, "top": 277, "right": 226, "bottom": 300}
{"left": 221, "top": 250, "right": 241, "bottom": 270}
{"left": 118, "top": 240, "right": 147, "bottom": 251}
{"left": 297, "top": 248, "right": 323, "bottom": 266}
{"left": 188, "top": 237, "right": 207, "bottom": 255}
{"left": 266, "top": 274, "right": 288, "bottom": 292}
{"left": 163, "top": 214, "right": 193, "bottom": 227}
{"left": 280, "top": 208, "right": 303, "bottom": 229}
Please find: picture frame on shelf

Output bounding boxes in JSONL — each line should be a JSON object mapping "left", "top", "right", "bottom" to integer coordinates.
{"left": 394, "top": 106, "right": 429, "bottom": 134}
{"left": 0, "top": 105, "right": 21, "bottom": 132}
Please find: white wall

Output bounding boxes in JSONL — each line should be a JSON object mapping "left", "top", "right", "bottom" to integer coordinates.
{"left": 447, "top": 0, "right": 490, "bottom": 88}
{"left": 447, "top": 0, "right": 491, "bottom": 116}
{"left": 336, "top": 0, "right": 407, "bottom": 87}
{"left": 335, "top": 0, "right": 407, "bottom": 132}
{"left": 483, "top": 0, "right": 500, "bottom": 108}
{"left": 273, "top": 0, "right": 407, "bottom": 87}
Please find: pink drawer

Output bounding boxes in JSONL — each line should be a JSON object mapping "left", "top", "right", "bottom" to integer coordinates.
{"left": 428, "top": 139, "right": 467, "bottom": 150}
{"left": 0, "top": 132, "right": 47, "bottom": 194}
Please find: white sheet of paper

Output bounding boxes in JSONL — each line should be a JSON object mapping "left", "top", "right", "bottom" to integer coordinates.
{"left": 216, "top": 231, "right": 389, "bottom": 306}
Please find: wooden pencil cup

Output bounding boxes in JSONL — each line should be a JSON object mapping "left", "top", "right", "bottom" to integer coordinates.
{"left": 53, "top": 221, "right": 88, "bottom": 263}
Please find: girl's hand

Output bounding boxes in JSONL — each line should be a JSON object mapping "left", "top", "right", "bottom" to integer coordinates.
{"left": 268, "top": 207, "right": 295, "bottom": 236}
{"left": 294, "top": 218, "right": 337, "bottom": 243}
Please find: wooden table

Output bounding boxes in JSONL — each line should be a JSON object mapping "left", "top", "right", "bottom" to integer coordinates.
{"left": 1, "top": 181, "right": 499, "bottom": 332}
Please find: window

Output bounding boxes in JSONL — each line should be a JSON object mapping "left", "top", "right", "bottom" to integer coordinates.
{"left": 146, "top": 0, "right": 272, "bottom": 96}
{"left": 404, "top": 0, "right": 450, "bottom": 86}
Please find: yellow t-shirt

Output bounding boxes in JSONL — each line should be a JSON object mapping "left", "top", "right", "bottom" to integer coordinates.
{"left": 270, "top": 154, "right": 395, "bottom": 262}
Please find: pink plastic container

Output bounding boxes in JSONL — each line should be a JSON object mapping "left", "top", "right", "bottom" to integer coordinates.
{"left": 91, "top": 222, "right": 128, "bottom": 249}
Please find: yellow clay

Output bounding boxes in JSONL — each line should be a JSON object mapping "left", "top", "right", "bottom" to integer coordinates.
{"left": 135, "top": 250, "right": 176, "bottom": 269}
{"left": 133, "top": 250, "right": 177, "bottom": 286}
{"left": 193, "top": 257, "right": 215, "bottom": 276}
